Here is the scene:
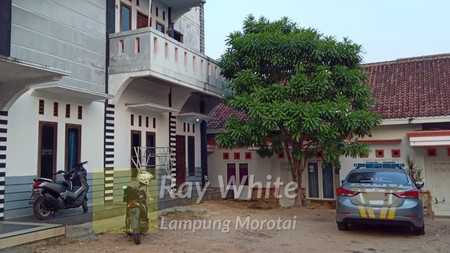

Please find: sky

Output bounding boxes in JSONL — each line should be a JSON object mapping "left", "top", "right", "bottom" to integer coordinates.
{"left": 204, "top": 0, "right": 450, "bottom": 63}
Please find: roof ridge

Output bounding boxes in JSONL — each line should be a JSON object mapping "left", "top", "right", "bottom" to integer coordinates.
{"left": 363, "top": 53, "right": 450, "bottom": 67}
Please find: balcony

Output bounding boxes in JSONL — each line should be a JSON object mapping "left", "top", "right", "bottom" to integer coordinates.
{"left": 109, "top": 27, "right": 226, "bottom": 96}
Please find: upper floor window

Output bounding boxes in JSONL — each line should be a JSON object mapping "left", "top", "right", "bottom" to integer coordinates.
{"left": 156, "top": 22, "right": 165, "bottom": 33}
{"left": 121, "top": 3, "right": 131, "bottom": 31}
{"left": 137, "top": 12, "right": 148, "bottom": 29}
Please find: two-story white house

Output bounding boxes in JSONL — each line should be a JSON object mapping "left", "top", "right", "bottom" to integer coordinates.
{"left": 0, "top": 0, "right": 225, "bottom": 220}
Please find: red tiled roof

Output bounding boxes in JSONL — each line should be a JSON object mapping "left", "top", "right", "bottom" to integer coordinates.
{"left": 365, "top": 53, "right": 450, "bottom": 119}
{"left": 208, "top": 53, "right": 450, "bottom": 129}
{"left": 208, "top": 103, "right": 249, "bottom": 129}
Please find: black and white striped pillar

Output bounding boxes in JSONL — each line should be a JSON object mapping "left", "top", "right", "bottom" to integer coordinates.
{"left": 0, "top": 111, "right": 8, "bottom": 220}
{"left": 104, "top": 103, "right": 115, "bottom": 204}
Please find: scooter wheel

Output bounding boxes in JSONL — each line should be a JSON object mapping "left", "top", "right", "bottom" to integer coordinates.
{"left": 133, "top": 229, "right": 141, "bottom": 244}
{"left": 33, "top": 197, "right": 53, "bottom": 220}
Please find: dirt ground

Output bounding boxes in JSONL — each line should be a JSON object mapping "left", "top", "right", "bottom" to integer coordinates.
{"left": 12, "top": 200, "right": 450, "bottom": 253}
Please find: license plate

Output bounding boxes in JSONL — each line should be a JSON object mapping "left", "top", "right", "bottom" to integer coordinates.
{"left": 29, "top": 189, "right": 42, "bottom": 204}
{"left": 366, "top": 192, "right": 385, "bottom": 201}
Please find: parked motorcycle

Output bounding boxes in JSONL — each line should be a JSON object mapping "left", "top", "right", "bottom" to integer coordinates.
{"left": 122, "top": 171, "right": 153, "bottom": 244}
{"left": 29, "top": 161, "right": 89, "bottom": 220}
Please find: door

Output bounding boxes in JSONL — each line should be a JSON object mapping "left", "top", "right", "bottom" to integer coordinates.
{"left": 308, "top": 162, "right": 335, "bottom": 199}
{"left": 66, "top": 124, "right": 81, "bottom": 172}
{"left": 188, "top": 136, "right": 195, "bottom": 176}
{"left": 131, "top": 130, "right": 141, "bottom": 178}
{"left": 308, "top": 163, "right": 319, "bottom": 198}
{"left": 431, "top": 161, "right": 450, "bottom": 213}
{"left": 175, "top": 135, "right": 186, "bottom": 188}
{"left": 146, "top": 132, "right": 156, "bottom": 175}
{"left": 39, "top": 122, "right": 57, "bottom": 179}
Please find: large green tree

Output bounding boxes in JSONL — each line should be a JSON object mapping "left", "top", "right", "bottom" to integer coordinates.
{"left": 215, "top": 15, "right": 381, "bottom": 203}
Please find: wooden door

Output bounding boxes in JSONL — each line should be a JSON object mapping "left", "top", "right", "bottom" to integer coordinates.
{"left": 175, "top": 135, "right": 186, "bottom": 188}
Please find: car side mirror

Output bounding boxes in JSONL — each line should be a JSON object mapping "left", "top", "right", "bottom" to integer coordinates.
{"left": 341, "top": 180, "right": 345, "bottom": 185}
{"left": 415, "top": 181, "right": 424, "bottom": 190}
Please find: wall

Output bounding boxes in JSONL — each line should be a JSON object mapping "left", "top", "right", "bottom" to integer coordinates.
{"left": 4, "top": 90, "right": 105, "bottom": 219}
{"left": 207, "top": 147, "right": 302, "bottom": 205}
{"left": 173, "top": 7, "right": 200, "bottom": 52}
{"left": 10, "top": 0, "right": 106, "bottom": 93}
{"left": 339, "top": 124, "right": 423, "bottom": 181}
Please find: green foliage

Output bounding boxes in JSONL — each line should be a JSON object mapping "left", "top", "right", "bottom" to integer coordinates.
{"left": 405, "top": 155, "right": 424, "bottom": 183}
{"left": 216, "top": 15, "right": 381, "bottom": 177}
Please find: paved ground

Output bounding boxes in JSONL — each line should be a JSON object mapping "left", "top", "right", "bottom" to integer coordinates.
{"left": 6, "top": 200, "right": 450, "bottom": 253}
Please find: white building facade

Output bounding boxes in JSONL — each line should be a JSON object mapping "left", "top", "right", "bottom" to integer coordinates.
{"left": 0, "top": 0, "right": 225, "bottom": 220}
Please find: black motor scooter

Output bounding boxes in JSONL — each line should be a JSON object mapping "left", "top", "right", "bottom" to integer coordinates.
{"left": 29, "top": 161, "right": 89, "bottom": 219}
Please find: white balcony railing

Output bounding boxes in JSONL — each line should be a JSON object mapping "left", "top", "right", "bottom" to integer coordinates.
{"left": 109, "top": 27, "right": 226, "bottom": 96}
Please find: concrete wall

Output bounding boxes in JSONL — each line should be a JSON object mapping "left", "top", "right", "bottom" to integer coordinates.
{"left": 174, "top": 7, "right": 201, "bottom": 52}
{"left": 207, "top": 147, "right": 304, "bottom": 206}
{"left": 339, "top": 124, "right": 423, "bottom": 181}
{"left": 10, "top": 0, "right": 106, "bottom": 93}
{"left": 7, "top": 91, "right": 105, "bottom": 177}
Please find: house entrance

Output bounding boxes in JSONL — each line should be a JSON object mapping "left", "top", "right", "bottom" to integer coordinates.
{"left": 307, "top": 162, "right": 335, "bottom": 199}
{"left": 38, "top": 122, "right": 57, "bottom": 179}
{"left": 175, "top": 135, "right": 186, "bottom": 188}
{"left": 431, "top": 161, "right": 450, "bottom": 214}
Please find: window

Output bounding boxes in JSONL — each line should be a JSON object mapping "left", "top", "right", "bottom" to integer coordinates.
{"left": 138, "top": 115, "right": 142, "bottom": 127}
{"left": 223, "top": 152, "right": 229, "bottom": 160}
{"left": 156, "top": 22, "right": 165, "bottom": 33}
{"left": 66, "top": 124, "right": 81, "bottom": 172}
{"left": 130, "top": 114, "right": 134, "bottom": 126}
{"left": 39, "top": 99, "right": 45, "bottom": 115}
{"left": 137, "top": 12, "right": 148, "bottom": 29}
{"left": 53, "top": 102, "right": 59, "bottom": 117}
{"left": 120, "top": 3, "right": 131, "bottom": 31}
{"left": 234, "top": 152, "right": 240, "bottom": 160}
{"left": 375, "top": 149, "right": 384, "bottom": 158}
{"left": 155, "top": 7, "right": 159, "bottom": 17}
{"left": 77, "top": 106, "right": 82, "bottom": 120}
{"left": 226, "top": 163, "right": 249, "bottom": 186}
{"left": 391, "top": 149, "right": 401, "bottom": 158}
{"left": 163, "top": 11, "right": 165, "bottom": 21}
{"left": 65, "top": 104, "right": 70, "bottom": 118}
{"left": 347, "top": 171, "right": 409, "bottom": 185}
{"left": 427, "top": 148, "right": 437, "bottom": 157}
{"left": 188, "top": 136, "right": 195, "bottom": 176}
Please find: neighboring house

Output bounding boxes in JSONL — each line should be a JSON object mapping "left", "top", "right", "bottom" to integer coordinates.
{"left": 207, "top": 54, "right": 450, "bottom": 216}
{"left": 0, "top": 0, "right": 224, "bottom": 220}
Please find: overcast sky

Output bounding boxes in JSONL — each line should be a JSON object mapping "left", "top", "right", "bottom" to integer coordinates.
{"left": 204, "top": 0, "right": 450, "bottom": 63}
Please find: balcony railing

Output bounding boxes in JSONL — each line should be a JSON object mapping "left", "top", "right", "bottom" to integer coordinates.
{"left": 109, "top": 27, "right": 225, "bottom": 96}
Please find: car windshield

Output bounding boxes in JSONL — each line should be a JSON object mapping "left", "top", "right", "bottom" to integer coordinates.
{"left": 346, "top": 170, "right": 409, "bottom": 185}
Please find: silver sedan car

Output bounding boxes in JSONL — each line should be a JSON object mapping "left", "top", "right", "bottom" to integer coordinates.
{"left": 336, "top": 163, "right": 425, "bottom": 235}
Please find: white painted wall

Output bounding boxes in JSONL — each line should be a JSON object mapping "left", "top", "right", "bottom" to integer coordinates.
{"left": 207, "top": 147, "right": 301, "bottom": 203}
{"left": 114, "top": 81, "right": 171, "bottom": 169}
{"left": 7, "top": 91, "right": 104, "bottom": 177}
{"left": 339, "top": 124, "right": 423, "bottom": 181}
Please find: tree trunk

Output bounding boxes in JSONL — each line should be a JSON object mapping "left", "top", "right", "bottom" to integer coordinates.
{"left": 293, "top": 159, "right": 304, "bottom": 205}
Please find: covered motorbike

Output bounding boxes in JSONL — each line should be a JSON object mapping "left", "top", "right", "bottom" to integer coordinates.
{"left": 29, "top": 161, "right": 89, "bottom": 219}
{"left": 123, "top": 171, "right": 153, "bottom": 244}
